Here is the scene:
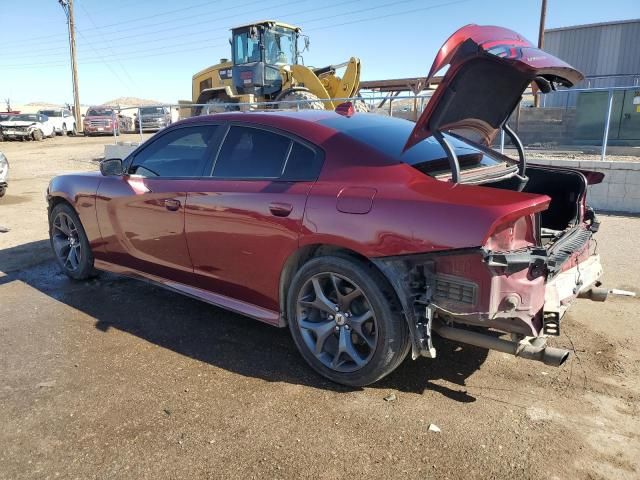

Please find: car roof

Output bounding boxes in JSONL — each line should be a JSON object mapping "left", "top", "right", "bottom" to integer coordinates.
{"left": 183, "top": 110, "right": 411, "bottom": 131}
{"left": 178, "top": 111, "right": 416, "bottom": 153}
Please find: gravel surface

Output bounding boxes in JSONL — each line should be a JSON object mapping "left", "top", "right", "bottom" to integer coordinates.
{"left": 0, "top": 135, "right": 639, "bottom": 479}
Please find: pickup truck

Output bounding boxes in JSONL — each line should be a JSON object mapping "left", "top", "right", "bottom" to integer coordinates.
{"left": 134, "top": 106, "right": 172, "bottom": 132}
{"left": 37, "top": 108, "right": 77, "bottom": 136}
{"left": 82, "top": 106, "right": 132, "bottom": 136}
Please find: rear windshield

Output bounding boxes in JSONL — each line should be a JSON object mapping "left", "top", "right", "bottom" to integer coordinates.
{"left": 39, "top": 110, "right": 61, "bottom": 117}
{"left": 318, "top": 114, "right": 514, "bottom": 176}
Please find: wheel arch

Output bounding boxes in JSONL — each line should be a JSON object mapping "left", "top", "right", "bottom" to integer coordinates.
{"left": 194, "top": 87, "right": 237, "bottom": 113}
{"left": 278, "top": 243, "right": 406, "bottom": 329}
{"left": 47, "top": 194, "right": 74, "bottom": 216}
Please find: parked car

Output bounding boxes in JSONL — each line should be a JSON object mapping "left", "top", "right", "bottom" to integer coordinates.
{"left": 47, "top": 25, "right": 606, "bottom": 386}
{"left": 82, "top": 106, "right": 132, "bottom": 136}
{"left": 0, "top": 113, "right": 54, "bottom": 141}
{"left": 135, "top": 106, "right": 172, "bottom": 132}
{"left": 0, "top": 151, "right": 8, "bottom": 197}
{"left": 37, "top": 108, "right": 77, "bottom": 136}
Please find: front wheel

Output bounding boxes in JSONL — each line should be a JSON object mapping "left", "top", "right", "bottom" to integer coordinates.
{"left": 287, "top": 256, "right": 410, "bottom": 386}
{"left": 61, "top": 123, "right": 67, "bottom": 136}
{"left": 49, "top": 202, "right": 96, "bottom": 280}
{"left": 32, "top": 129, "right": 43, "bottom": 141}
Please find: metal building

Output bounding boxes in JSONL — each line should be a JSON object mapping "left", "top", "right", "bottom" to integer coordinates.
{"left": 544, "top": 19, "right": 640, "bottom": 88}
{"left": 539, "top": 19, "right": 640, "bottom": 145}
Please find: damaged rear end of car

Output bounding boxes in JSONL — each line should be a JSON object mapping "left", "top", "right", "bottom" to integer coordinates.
{"left": 377, "top": 25, "right": 606, "bottom": 366}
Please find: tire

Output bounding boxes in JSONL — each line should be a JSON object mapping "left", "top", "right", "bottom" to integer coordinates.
{"left": 70, "top": 123, "right": 77, "bottom": 136}
{"left": 199, "top": 97, "right": 239, "bottom": 115}
{"left": 287, "top": 255, "right": 410, "bottom": 386}
{"left": 276, "top": 90, "right": 325, "bottom": 110}
{"left": 49, "top": 202, "right": 96, "bottom": 280}
{"left": 61, "top": 123, "right": 67, "bottom": 136}
{"left": 32, "top": 129, "right": 43, "bottom": 141}
{"left": 0, "top": 187, "right": 6, "bottom": 197}
{"left": 353, "top": 100, "right": 369, "bottom": 113}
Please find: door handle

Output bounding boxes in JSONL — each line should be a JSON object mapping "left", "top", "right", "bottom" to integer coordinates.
{"left": 269, "top": 202, "right": 293, "bottom": 217}
{"left": 164, "top": 198, "right": 181, "bottom": 211}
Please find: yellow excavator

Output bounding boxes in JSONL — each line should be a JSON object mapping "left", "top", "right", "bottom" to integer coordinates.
{"left": 191, "top": 20, "right": 366, "bottom": 113}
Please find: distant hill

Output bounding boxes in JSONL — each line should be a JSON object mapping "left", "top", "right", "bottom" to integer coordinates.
{"left": 24, "top": 101, "right": 62, "bottom": 108}
{"left": 103, "top": 97, "right": 164, "bottom": 106}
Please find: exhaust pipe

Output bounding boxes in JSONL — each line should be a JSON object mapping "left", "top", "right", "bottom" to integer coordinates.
{"left": 433, "top": 323, "right": 570, "bottom": 367}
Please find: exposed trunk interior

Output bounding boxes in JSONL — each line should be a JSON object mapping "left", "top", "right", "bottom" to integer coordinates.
{"left": 487, "top": 165, "right": 586, "bottom": 235}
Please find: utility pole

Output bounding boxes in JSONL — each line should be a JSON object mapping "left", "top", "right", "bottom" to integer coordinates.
{"left": 534, "top": 0, "right": 547, "bottom": 107}
{"left": 59, "top": 0, "right": 82, "bottom": 131}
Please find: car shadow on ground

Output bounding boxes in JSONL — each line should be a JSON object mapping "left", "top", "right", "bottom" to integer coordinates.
{"left": 0, "top": 240, "right": 487, "bottom": 401}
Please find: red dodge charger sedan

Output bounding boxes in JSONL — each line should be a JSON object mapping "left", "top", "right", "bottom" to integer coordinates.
{"left": 47, "top": 25, "right": 606, "bottom": 386}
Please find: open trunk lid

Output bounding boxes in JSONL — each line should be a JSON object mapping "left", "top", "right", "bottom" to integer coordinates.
{"left": 404, "top": 24, "right": 584, "bottom": 151}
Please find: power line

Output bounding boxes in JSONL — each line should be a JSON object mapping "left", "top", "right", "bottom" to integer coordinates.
{"left": 77, "top": 1, "right": 137, "bottom": 89}
{"left": 1, "top": 0, "right": 232, "bottom": 47}
{"left": 2, "top": 0, "right": 410, "bottom": 63}
{"left": 2, "top": 0, "right": 472, "bottom": 70}
{"left": 1, "top": 0, "right": 358, "bottom": 62}
{"left": 1, "top": 0, "right": 305, "bottom": 55}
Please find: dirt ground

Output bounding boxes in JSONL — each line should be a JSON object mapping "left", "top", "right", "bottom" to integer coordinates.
{"left": 0, "top": 135, "right": 639, "bottom": 480}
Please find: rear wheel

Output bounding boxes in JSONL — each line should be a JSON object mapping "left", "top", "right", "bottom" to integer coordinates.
{"left": 287, "top": 256, "right": 410, "bottom": 386}
{"left": 277, "top": 90, "right": 325, "bottom": 110}
{"left": 49, "top": 202, "right": 96, "bottom": 280}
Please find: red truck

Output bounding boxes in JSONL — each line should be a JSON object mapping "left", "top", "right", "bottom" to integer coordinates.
{"left": 83, "top": 106, "right": 132, "bottom": 136}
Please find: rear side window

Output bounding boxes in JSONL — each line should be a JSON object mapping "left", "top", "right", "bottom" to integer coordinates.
{"left": 212, "top": 125, "right": 322, "bottom": 180}
{"left": 214, "top": 126, "right": 290, "bottom": 178}
{"left": 281, "top": 142, "right": 322, "bottom": 181}
{"left": 129, "top": 125, "right": 219, "bottom": 177}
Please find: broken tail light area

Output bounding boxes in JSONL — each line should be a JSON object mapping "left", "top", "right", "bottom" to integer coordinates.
{"left": 430, "top": 251, "right": 546, "bottom": 337}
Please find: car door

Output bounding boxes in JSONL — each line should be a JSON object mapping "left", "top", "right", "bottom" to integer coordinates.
{"left": 38, "top": 114, "right": 54, "bottom": 136}
{"left": 95, "top": 124, "right": 222, "bottom": 283}
{"left": 63, "top": 110, "right": 74, "bottom": 131}
{"left": 185, "top": 124, "right": 323, "bottom": 315}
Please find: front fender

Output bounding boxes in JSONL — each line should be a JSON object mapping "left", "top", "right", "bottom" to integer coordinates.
{"left": 48, "top": 173, "right": 103, "bottom": 252}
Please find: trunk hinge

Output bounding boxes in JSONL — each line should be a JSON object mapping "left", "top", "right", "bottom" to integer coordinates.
{"left": 432, "top": 128, "right": 461, "bottom": 184}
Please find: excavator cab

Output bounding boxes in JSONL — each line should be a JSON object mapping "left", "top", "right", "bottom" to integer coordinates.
{"left": 231, "top": 21, "right": 300, "bottom": 97}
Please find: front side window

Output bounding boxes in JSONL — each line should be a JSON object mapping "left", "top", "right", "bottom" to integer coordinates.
{"left": 234, "top": 31, "right": 261, "bottom": 64}
{"left": 129, "top": 125, "right": 219, "bottom": 177}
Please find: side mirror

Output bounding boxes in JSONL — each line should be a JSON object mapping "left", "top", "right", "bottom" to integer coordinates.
{"left": 100, "top": 158, "right": 124, "bottom": 176}
{"left": 81, "top": 114, "right": 85, "bottom": 118}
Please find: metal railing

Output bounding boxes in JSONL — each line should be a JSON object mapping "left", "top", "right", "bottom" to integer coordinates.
{"left": 536, "top": 85, "right": 639, "bottom": 161}
{"left": 107, "top": 86, "right": 638, "bottom": 162}
{"left": 110, "top": 94, "right": 429, "bottom": 143}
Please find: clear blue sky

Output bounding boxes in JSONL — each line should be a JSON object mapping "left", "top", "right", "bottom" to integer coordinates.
{"left": 1, "top": 0, "right": 638, "bottom": 105}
